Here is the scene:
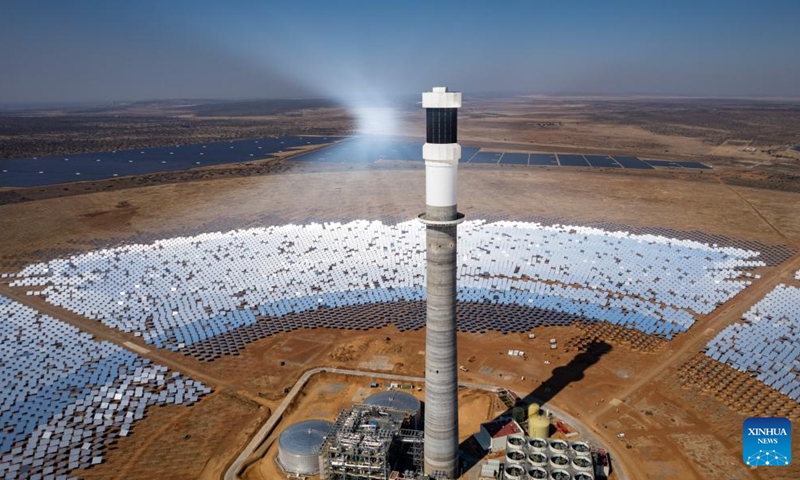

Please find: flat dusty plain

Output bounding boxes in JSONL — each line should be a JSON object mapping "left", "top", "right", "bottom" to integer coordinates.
{"left": 1, "top": 97, "right": 800, "bottom": 479}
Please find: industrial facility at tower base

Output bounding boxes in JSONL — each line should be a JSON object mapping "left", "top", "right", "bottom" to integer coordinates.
{"left": 272, "top": 385, "right": 612, "bottom": 480}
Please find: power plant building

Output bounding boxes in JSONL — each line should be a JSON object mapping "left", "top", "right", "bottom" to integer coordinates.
{"left": 475, "top": 418, "right": 524, "bottom": 452}
{"left": 318, "top": 404, "right": 423, "bottom": 480}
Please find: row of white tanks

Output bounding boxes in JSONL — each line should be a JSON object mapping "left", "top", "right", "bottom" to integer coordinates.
{"left": 504, "top": 437, "right": 594, "bottom": 480}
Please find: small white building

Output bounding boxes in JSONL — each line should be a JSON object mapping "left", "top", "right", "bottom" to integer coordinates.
{"left": 474, "top": 418, "right": 523, "bottom": 452}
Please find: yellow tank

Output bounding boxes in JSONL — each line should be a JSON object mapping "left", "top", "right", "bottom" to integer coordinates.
{"left": 527, "top": 402, "right": 540, "bottom": 420}
{"left": 512, "top": 406, "right": 525, "bottom": 423}
{"left": 528, "top": 412, "right": 550, "bottom": 439}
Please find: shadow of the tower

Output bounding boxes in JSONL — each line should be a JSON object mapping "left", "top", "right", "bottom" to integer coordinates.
{"left": 458, "top": 339, "right": 613, "bottom": 474}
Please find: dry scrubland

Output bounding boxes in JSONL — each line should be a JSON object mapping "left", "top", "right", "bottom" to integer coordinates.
{"left": 1, "top": 97, "right": 800, "bottom": 479}
{"left": 2, "top": 166, "right": 800, "bottom": 479}
{"left": 2, "top": 96, "right": 799, "bottom": 205}
{"left": 0, "top": 99, "right": 353, "bottom": 160}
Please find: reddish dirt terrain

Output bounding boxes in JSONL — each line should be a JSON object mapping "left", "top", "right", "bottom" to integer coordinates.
{"left": 2, "top": 138, "right": 799, "bottom": 479}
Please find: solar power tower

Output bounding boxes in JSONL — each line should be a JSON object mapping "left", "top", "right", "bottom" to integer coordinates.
{"left": 418, "top": 86, "right": 464, "bottom": 479}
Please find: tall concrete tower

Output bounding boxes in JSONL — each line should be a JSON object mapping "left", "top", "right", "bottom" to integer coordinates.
{"left": 419, "top": 86, "right": 463, "bottom": 479}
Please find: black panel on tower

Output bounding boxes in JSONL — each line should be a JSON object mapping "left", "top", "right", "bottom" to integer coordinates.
{"left": 426, "top": 108, "right": 458, "bottom": 144}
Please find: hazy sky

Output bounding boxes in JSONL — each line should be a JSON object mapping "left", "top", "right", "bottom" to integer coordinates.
{"left": 2, "top": 0, "right": 799, "bottom": 103}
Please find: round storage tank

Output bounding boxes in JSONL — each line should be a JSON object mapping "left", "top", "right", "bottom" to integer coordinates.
{"left": 363, "top": 391, "right": 421, "bottom": 425}
{"left": 512, "top": 406, "right": 526, "bottom": 423}
{"left": 277, "top": 419, "right": 332, "bottom": 475}
{"left": 574, "top": 472, "right": 594, "bottom": 480}
{"left": 528, "top": 402, "right": 540, "bottom": 419}
{"left": 528, "top": 414, "right": 550, "bottom": 439}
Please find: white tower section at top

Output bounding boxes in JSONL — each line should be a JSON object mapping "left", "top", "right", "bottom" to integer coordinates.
{"left": 422, "top": 86, "right": 462, "bottom": 208}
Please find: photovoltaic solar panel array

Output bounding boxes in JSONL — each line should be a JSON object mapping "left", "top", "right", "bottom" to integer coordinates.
{"left": 288, "top": 136, "right": 485, "bottom": 165}
{"left": 0, "top": 136, "right": 713, "bottom": 189}
{"left": 584, "top": 155, "right": 620, "bottom": 168}
{"left": 468, "top": 151, "right": 503, "bottom": 164}
{"left": 0, "top": 136, "right": 344, "bottom": 188}
{"left": 705, "top": 272, "right": 800, "bottom": 402}
{"left": 555, "top": 154, "right": 589, "bottom": 167}
{"left": 612, "top": 156, "right": 653, "bottom": 170}
{"left": 284, "top": 136, "right": 711, "bottom": 169}
{"left": 500, "top": 153, "right": 528, "bottom": 165}
{"left": 10, "top": 220, "right": 763, "bottom": 363}
{"left": 0, "top": 296, "right": 210, "bottom": 478}
{"left": 529, "top": 154, "right": 558, "bottom": 166}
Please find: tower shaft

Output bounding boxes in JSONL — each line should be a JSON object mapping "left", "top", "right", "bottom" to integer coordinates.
{"left": 420, "top": 86, "right": 462, "bottom": 479}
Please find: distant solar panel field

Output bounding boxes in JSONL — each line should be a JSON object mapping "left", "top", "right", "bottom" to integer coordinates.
{"left": 611, "top": 156, "right": 654, "bottom": 169}
{"left": 499, "top": 153, "right": 528, "bottom": 165}
{"left": 468, "top": 151, "right": 502, "bottom": 164}
{"left": 557, "top": 154, "right": 589, "bottom": 167}
{"left": 585, "top": 155, "right": 621, "bottom": 168}
{"left": 529, "top": 153, "right": 558, "bottom": 165}
{"left": 0, "top": 136, "right": 344, "bottom": 187}
{"left": 1, "top": 135, "right": 712, "bottom": 189}
{"left": 643, "top": 159, "right": 684, "bottom": 168}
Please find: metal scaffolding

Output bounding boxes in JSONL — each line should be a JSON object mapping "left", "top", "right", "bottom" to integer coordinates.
{"left": 319, "top": 404, "right": 423, "bottom": 480}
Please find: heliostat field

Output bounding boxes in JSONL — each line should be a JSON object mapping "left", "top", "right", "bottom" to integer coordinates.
{"left": 10, "top": 220, "right": 769, "bottom": 355}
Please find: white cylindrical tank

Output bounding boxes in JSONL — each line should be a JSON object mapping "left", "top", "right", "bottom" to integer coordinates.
{"left": 363, "top": 391, "right": 421, "bottom": 424}
{"left": 276, "top": 419, "right": 332, "bottom": 475}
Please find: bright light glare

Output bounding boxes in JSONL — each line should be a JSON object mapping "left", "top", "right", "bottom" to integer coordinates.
{"left": 352, "top": 107, "right": 398, "bottom": 135}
